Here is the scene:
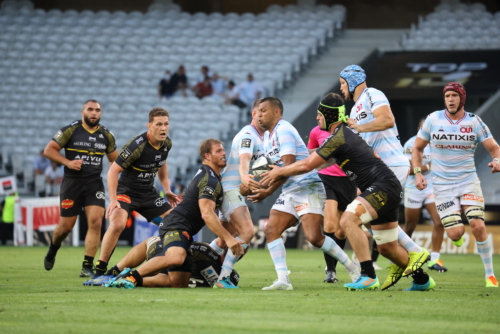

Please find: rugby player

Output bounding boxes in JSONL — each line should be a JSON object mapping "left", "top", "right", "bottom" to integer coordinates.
{"left": 94, "top": 108, "right": 181, "bottom": 277}
{"left": 255, "top": 97, "right": 360, "bottom": 291}
{"left": 43, "top": 100, "right": 117, "bottom": 277}
{"left": 210, "top": 99, "right": 265, "bottom": 288}
{"left": 403, "top": 119, "right": 447, "bottom": 272}
{"left": 84, "top": 237, "right": 239, "bottom": 288}
{"left": 412, "top": 82, "right": 499, "bottom": 287}
{"left": 262, "top": 93, "right": 436, "bottom": 291}
{"left": 106, "top": 138, "right": 244, "bottom": 289}
{"left": 307, "top": 120, "right": 357, "bottom": 283}
{"left": 339, "top": 65, "right": 429, "bottom": 290}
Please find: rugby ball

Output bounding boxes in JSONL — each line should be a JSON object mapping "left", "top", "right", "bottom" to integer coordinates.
{"left": 251, "top": 156, "right": 275, "bottom": 177}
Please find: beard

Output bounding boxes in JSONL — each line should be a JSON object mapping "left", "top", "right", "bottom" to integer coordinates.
{"left": 83, "top": 115, "right": 100, "bottom": 127}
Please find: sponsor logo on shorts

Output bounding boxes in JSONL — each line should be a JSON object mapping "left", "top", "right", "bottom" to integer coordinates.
{"left": 203, "top": 186, "right": 215, "bottom": 196}
{"left": 463, "top": 194, "right": 484, "bottom": 202}
{"left": 96, "top": 191, "right": 105, "bottom": 200}
{"left": 154, "top": 197, "right": 166, "bottom": 207}
{"left": 295, "top": 203, "right": 309, "bottom": 212}
{"left": 120, "top": 148, "right": 132, "bottom": 160}
{"left": 94, "top": 143, "right": 106, "bottom": 150}
{"left": 275, "top": 198, "right": 285, "bottom": 205}
{"left": 117, "top": 194, "right": 131, "bottom": 204}
{"left": 54, "top": 130, "right": 63, "bottom": 140}
{"left": 241, "top": 138, "right": 251, "bottom": 148}
{"left": 182, "top": 231, "right": 190, "bottom": 240}
{"left": 408, "top": 198, "right": 420, "bottom": 204}
{"left": 61, "top": 199, "right": 74, "bottom": 209}
{"left": 436, "top": 201, "right": 455, "bottom": 212}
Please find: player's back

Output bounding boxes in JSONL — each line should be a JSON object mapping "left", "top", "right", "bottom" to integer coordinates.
{"left": 265, "top": 119, "right": 321, "bottom": 191}
{"left": 221, "top": 124, "right": 265, "bottom": 191}
{"left": 417, "top": 110, "right": 492, "bottom": 185}
{"left": 350, "top": 87, "right": 409, "bottom": 168}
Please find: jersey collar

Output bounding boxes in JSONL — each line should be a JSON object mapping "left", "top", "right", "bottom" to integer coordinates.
{"left": 444, "top": 110, "right": 467, "bottom": 125}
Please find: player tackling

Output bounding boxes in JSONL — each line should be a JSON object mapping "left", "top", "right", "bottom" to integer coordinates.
{"left": 412, "top": 82, "right": 499, "bottom": 287}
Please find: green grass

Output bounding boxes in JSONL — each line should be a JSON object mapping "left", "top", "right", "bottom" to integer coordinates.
{"left": 1, "top": 247, "right": 499, "bottom": 334}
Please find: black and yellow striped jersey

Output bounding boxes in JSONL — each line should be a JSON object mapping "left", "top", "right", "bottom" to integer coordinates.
{"left": 52, "top": 120, "right": 116, "bottom": 178}
{"left": 114, "top": 132, "right": 172, "bottom": 191}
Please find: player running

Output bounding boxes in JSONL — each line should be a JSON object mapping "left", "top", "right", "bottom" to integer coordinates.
{"left": 106, "top": 138, "right": 244, "bottom": 289}
{"left": 84, "top": 236, "right": 240, "bottom": 288}
{"left": 43, "top": 100, "right": 117, "bottom": 277}
{"left": 403, "top": 119, "right": 447, "bottom": 272}
{"left": 210, "top": 99, "right": 265, "bottom": 288}
{"left": 307, "top": 120, "right": 357, "bottom": 283}
{"left": 412, "top": 82, "right": 500, "bottom": 287}
{"left": 262, "top": 93, "right": 436, "bottom": 291}
{"left": 94, "top": 108, "right": 180, "bottom": 277}
{"left": 255, "top": 97, "right": 360, "bottom": 291}
{"left": 339, "top": 65, "right": 429, "bottom": 290}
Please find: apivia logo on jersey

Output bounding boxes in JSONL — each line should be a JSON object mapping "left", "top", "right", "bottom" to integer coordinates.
{"left": 74, "top": 154, "right": 102, "bottom": 165}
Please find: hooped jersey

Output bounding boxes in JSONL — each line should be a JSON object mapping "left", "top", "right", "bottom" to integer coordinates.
{"left": 350, "top": 87, "right": 409, "bottom": 168}
{"left": 264, "top": 119, "right": 321, "bottom": 191}
{"left": 114, "top": 132, "right": 172, "bottom": 191}
{"left": 403, "top": 135, "right": 432, "bottom": 191}
{"left": 417, "top": 110, "right": 492, "bottom": 185}
{"left": 221, "top": 124, "right": 265, "bottom": 191}
{"left": 52, "top": 120, "right": 116, "bottom": 178}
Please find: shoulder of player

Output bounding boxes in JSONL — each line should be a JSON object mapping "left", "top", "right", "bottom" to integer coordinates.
{"left": 163, "top": 136, "right": 173, "bottom": 149}
{"left": 123, "top": 132, "right": 148, "bottom": 151}
{"left": 59, "top": 120, "right": 81, "bottom": 132}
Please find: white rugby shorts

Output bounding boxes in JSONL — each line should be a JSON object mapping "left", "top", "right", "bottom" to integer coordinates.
{"left": 272, "top": 182, "right": 326, "bottom": 219}
{"left": 433, "top": 177, "right": 484, "bottom": 219}
{"left": 389, "top": 166, "right": 410, "bottom": 189}
{"left": 220, "top": 189, "right": 247, "bottom": 222}
{"left": 404, "top": 186, "right": 435, "bottom": 209}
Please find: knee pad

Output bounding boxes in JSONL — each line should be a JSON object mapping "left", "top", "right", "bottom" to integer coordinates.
{"left": 345, "top": 199, "right": 373, "bottom": 224}
{"left": 372, "top": 228, "right": 398, "bottom": 245}
{"left": 441, "top": 212, "right": 463, "bottom": 229}
{"left": 465, "top": 206, "right": 484, "bottom": 222}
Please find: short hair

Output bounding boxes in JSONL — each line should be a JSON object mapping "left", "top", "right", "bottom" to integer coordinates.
{"left": 148, "top": 107, "right": 169, "bottom": 123}
{"left": 252, "top": 98, "right": 263, "bottom": 110}
{"left": 83, "top": 99, "right": 100, "bottom": 108}
{"left": 260, "top": 97, "right": 284, "bottom": 115}
{"left": 199, "top": 138, "right": 223, "bottom": 161}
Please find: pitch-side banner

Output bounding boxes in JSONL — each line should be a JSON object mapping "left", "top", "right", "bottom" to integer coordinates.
{"left": 0, "top": 176, "right": 17, "bottom": 195}
{"left": 365, "top": 51, "right": 500, "bottom": 99}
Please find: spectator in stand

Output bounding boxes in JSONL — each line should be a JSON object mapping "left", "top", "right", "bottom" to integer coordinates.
{"left": 225, "top": 80, "right": 247, "bottom": 108}
{"left": 234, "top": 73, "right": 264, "bottom": 107}
{"left": 193, "top": 76, "right": 213, "bottom": 99}
{"left": 211, "top": 73, "right": 227, "bottom": 96}
{"left": 171, "top": 65, "right": 188, "bottom": 97}
{"left": 197, "top": 66, "right": 213, "bottom": 84}
{"left": 33, "top": 149, "right": 50, "bottom": 176}
{"left": 44, "top": 161, "right": 64, "bottom": 196}
{"left": 158, "top": 70, "right": 172, "bottom": 100}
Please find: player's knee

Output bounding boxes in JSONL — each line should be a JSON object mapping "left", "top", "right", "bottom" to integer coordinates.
{"left": 239, "top": 226, "right": 255, "bottom": 244}
{"left": 108, "top": 219, "right": 126, "bottom": 232}
{"left": 263, "top": 223, "right": 280, "bottom": 240}
{"left": 469, "top": 219, "right": 486, "bottom": 235}
{"left": 304, "top": 231, "right": 324, "bottom": 248}
{"left": 441, "top": 212, "right": 463, "bottom": 230}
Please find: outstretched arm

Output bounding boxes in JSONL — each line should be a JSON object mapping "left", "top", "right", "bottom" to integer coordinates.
{"left": 483, "top": 137, "right": 500, "bottom": 173}
{"left": 260, "top": 152, "right": 325, "bottom": 186}
{"left": 347, "top": 105, "right": 395, "bottom": 133}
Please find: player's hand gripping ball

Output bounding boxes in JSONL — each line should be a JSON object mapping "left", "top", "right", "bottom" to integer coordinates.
{"left": 251, "top": 156, "right": 275, "bottom": 177}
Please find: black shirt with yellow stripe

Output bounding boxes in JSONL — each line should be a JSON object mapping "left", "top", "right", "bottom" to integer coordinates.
{"left": 52, "top": 120, "right": 116, "bottom": 179}
{"left": 114, "top": 132, "right": 172, "bottom": 191}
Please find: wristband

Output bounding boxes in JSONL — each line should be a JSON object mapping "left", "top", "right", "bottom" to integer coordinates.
{"left": 425, "top": 164, "right": 430, "bottom": 171}
{"left": 494, "top": 158, "right": 500, "bottom": 164}
{"left": 413, "top": 167, "right": 421, "bottom": 175}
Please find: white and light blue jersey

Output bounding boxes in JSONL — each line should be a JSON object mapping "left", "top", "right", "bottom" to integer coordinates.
{"left": 221, "top": 124, "right": 265, "bottom": 191}
{"left": 350, "top": 87, "right": 409, "bottom": 168}
{"left": 264, "top": 119, "right": 321, "bottom": 191}
{"left": 403, "top": 135, "right": 432, "bottom": 192}
{"left": 417, "top": 110, "right": 492, "bottom": 185}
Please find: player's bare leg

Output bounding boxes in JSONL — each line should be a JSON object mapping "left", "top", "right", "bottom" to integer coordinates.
{"left": 44, "top": 215, "right": 78, "bottom": 271}
{"left": 323, "top": 200, "right": 346, "bottom": 283}
{"left": 97, "top": 207, "right": 128, "bottom": 266}
{"left": 426, "top": 202, "right": 447, "bottom": 272}
{"left": 80, "top": 206, "right": 104, "bottom": 277}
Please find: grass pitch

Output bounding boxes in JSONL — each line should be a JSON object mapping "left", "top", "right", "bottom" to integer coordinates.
{"left": 1, "top": 247, "right": 499, "bottom": 334}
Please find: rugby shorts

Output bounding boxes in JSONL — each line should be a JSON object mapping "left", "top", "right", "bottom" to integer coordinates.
{"left": 272, "top": 181, "right": 326, "bottom": 219}
{"left": 318, "top": 174, "right": 357, "bottom": 211}
{"left": 220, "top": 189, "right": 247, "bottom": 222}
{"left": 59, "top": 176, "right": 105, "bottom": 217}
{"left": 357, "top": 177, "right": 403, "bottom": 226}
{"left": 404, "top": 186, "right": 435, "bottom": 209}
{"left": 433, "top": 177, "right": 484, "bottom": 220}
{"left": 116, "top": 184, "right": 172, "bottom": 222}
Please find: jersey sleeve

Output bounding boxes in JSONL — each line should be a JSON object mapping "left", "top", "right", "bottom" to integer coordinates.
{"left": 237, "top": 132, "right": 255, "bottom": 156}
{"left": 368, "top": 88, "right": 390, "bottom": 111}
{"left": 316, "top": 132, "right": 344, "bottom": 161}
{"left": 101, "top": 126, "right": 117, "bottom": 154}
{"left": 114, "top": 136, "right": 145, "bottom": 169}
{"left": 307, "top": 127, "right": 319, "bottom": 149}
{"left": 164, "top": 137, "right": 173, "bottom": 159}
{"left": 474, "top": 115, "right": 492, "bottom": 143}
{"left": 52, "top": 122, "right": 78, "bottom": 148}
{"left": 197, "top": 171, "right": 223, "bottom": 202}
{"left": 417, "top": 115, "right": 432, "bottom": 141}
{"left": 277, "top": 124, "right": 298, "bottom": 156}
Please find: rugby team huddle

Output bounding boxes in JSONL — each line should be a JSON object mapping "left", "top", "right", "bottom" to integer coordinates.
{"left": 43, "top": 65, "right": 500, "bottom": 291}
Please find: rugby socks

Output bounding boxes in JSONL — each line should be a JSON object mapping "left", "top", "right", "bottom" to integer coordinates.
{"left": 320, "top": 236, "right": 357, "bottom": 272}
{"left": 397, "top": 226, "right": 422, "bottom": 253}
{"left": 83, "top": 255, "right": 94, "bottom": 269}
{"left": 209, "top": 239, "right": 225, "bottom": 256}
{"left": 323, "top": 232, "right": 345, "bottom": 272}
{"left": 430, "top": 252, "right": 440, "bottom": 262}
{"left": 360, "top": 260, "right": 376, "bottom": 279}
{"left": 95, "top": 260, "right": 108, "bottom": 277}
{"left": 477, "top": 237, "right": 495, "bottom": 279}
{"left": 48, "top": 241, "right": 60, "bottom": 257}
{"left": 129, "top": 270, "right": 143, "bottom": 287}
{"left": 105, "top": 265, "right": 121, "bottom": 277}
{"left": 410, "top": 268, "right": 429, "bottom": 285}
{"left": 371, "top": 241, "right": 380, "bottom": 262}
{"left": 267, "top": 238, "right": 289, "bottom": 283}
{"left": 219, "top": 237, "right": 248, "bottom": 280}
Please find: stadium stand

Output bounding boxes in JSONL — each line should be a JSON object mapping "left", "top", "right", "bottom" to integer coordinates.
{"left": 0, "top": 0, "right": 346, "bottom": 193}
{"left": 402, "top": 2, "right": 500, "bottom": 50}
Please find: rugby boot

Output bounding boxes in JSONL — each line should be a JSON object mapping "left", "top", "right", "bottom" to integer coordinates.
{"left": 405, "top": 277, "right": 436, "bottom": 291}
{"left": 403, "top": 248, "right": 430, "bottom": 276}
{"left": 213, "top": 276, "right": 239, "bottom": 289}
{"left": 381, "top": 263, "right": 404, "bottom": 290}
{"left": 485, "top": 276, "right": 498, "bottom": 288}
{"left": 262, "top": 280, "right": 293, "bottom": 291}
{"left": 428, "top": 259, "right": 448, "bottom": 273}
{"left": 344, "top": 275, "right": 379, "bottom": 291}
